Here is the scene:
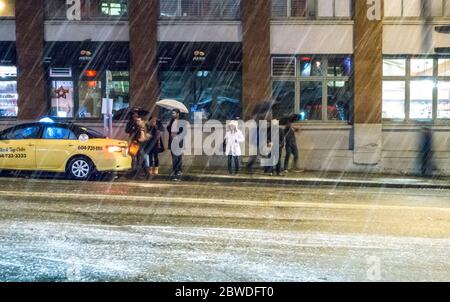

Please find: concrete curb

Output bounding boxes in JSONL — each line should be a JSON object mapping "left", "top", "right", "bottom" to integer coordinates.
{"left": 147, "top": 174, "right": 450, "bottom": 190}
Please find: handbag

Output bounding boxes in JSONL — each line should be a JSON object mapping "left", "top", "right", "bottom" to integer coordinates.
{"left": 128, "top": 140, "right": 140, "bottom": 157}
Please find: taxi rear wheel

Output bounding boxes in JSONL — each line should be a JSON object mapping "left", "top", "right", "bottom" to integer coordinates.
{"left": 66, "top": 157, "right": 95, "bottom": 181}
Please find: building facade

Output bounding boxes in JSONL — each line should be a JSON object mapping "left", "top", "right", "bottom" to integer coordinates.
{"left": 0, "top": 0, "right": 450, "bottom": 174}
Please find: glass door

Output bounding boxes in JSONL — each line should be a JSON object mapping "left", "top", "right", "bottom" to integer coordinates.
{"left": 78, "top": 69, "right": 102, "bottom": 118}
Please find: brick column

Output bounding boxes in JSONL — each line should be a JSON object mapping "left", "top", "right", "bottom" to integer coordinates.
{"left": 241, "top": 0, "right": 271, "bottom": 120}
{"left": 15, "top": 0, "right": 47, "bottom": 120}
{"left": 129, "top": 0, "right": 160, "bottom": 113}
{"left": 353, "top": 0, "right": 384, "bottom": 165}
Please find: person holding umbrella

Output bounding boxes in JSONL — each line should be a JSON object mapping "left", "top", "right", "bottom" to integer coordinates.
{"left": 156, "top": 99, "right": 189, "bottom": 180}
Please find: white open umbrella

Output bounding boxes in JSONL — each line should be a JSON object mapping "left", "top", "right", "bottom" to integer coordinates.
{"left": 156, "top": 99, "right": 189, "bottom": 114}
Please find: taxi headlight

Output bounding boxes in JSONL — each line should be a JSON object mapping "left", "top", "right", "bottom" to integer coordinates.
{"left": 106, "top": 146, "right": 123, "bottom": 153}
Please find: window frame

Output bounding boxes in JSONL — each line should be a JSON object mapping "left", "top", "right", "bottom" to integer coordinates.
{"left": 271, "top": 55, "right": 353, "bottom": 123}
{"left": 384, "top": 0, "right": 450, "bottom": 20}
{"left": 159, "top": 0, "right": 241, "bottom": 20}
{"left": 272, "top": 0, "right": 353, "bottom": 20}
{"left": 382, "top": 55, "right": 450, "bottom": 124}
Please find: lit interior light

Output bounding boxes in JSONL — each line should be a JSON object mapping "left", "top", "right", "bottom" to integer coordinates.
{"left": 0, "top": 1, "right": 5, "bottom": 11}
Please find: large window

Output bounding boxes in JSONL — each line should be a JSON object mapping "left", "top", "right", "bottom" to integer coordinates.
{"left": 45, "top": 0, "right": 128, "bottom": 20}
{"left": 272, "top": 0, "right": 351, "bottom": 19}
{"left": 48, "top": 68, "right": 129, "bottom": 120}
{"left": 382, "top": 81, "right": 406, "bottom": 119}
{"left": 160, "top": 70, "right": 242, "bottom": 121}
{"left": 271, "top": 55, "right": 353, "bottom": 122}
{"left": 0, "top": 0, "right": 14, "bottom": 17}
{"left": 383, "top": 56, "right": 450, "bottom": 122}
{"left": 0, "top": 66, "right": 18, "bottom": 117}
{"left": 272, "top": 81, "right": 295, "bottom": 119}
{"left": 160, "top": 0, "right": 240, "bottom": 19}
{"left": 158, "top": 42, "right": 242, "bottom": 122}
{"left": 384, "top": 0, "right": 449, "bottom": 18}
{"left": 438, "top": 81, "right": 450, "bottom": 118}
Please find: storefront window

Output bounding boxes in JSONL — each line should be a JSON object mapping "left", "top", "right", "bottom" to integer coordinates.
{"left": 327, "top": 57, "right": 352, "bottom": 77}
{"left": 50, "top": 80, "right": 74, "bottom": 118}
{"left": 300, "top": 81, "right": 322, "bottom": 121}
{"left": 410, "top": 59, "right": 434, "bottom": 77}
{"left": 327, "top": 81, "right": 352, "bottom": 121}
{"left": 160, "top": 71, "right": 191, "bottom": 114}
{"left": 383, "top": 59, "right": 406, "bottom": 77}
{"left": 272, "top": 55, "right": 353, "bottom": 122}
{"left": 410, "top": 80, "right": 433, "bottom": 120}
{"left": 0, "top": 66, "right": 17, "bottom": 117}
{"left": 159, "top": 42, "right": 242, "bottom": 122}
{"left": 107, "top": 71, "right": 129, "bottom": 113}
{"left": 438, "top": 59, "right": 450, "bottom": 76}
{"left": 160, "top": 70, "right": 241, "bottom": 121}
{"left": 382, "top": 81, "right": 405, "bottom": 120}
{"left": 78, "top": 80, "right": 102, "bottom": 118}
{"left": 0, "top": 0, "right": 14, "bottom": 17}
{"left": 45, "top": 42, "right": 130, "bottom": 120}
{"left": 300, "top": 57, "right": 324, "bottom": 77}
{"left": 438, "top": 81, "right": 450, "bottom": 119}
{"left": 272, "top": 81, "right": 295, "bottom": 119}
{"left": 382, "top": 56, "right": 450, "bottom": 122}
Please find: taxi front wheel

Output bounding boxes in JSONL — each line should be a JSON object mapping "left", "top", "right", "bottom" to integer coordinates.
{"left": 66, "top": 157, "right": 95, "bottom": 181}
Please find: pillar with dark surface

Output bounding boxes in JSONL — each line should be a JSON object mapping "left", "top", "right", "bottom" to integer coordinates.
{"left": 241, "top": 0, "right": 272, "bottom": 120}
{"left": 129, "top": 0, "right": 160, "bottom": 113}
{"left": 15, "top": 0, "right": 47, "bottom": 120}
{"left": 353, "top": 0, "right": 384, "bottom": 165}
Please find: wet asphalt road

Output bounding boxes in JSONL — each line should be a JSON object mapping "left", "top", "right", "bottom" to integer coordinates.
{"left": 0, "top": 176, "right": 449, "bottom": 282}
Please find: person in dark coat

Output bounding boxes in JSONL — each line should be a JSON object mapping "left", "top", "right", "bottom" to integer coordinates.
{"left": 125, "top": 111, "right": 140, "bottom": 140}
{"left": 143, "top": 117, "right": 164, "bottom": 177}
{"left": 283, "top": 120, "right": 302, "bottom": 173}
{"left": 167, "top": 109, "right": 184, "bottom": 178}
{"left": 273, "top": 126, "right": 285, "bottom": 176}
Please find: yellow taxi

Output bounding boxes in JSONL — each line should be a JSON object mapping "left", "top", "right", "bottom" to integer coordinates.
{"left": 0, "top": 121, "right": 132, "bottom": 180}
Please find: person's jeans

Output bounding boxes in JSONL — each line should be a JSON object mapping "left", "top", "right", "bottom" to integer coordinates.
{"left": 171, "top": 151, "right": 183, "bottom": 175}
{"left": 284, "top": 144, "right": 299, "bottom": 171}
{"left": 148, "top": 151, "right": 159, "bottom": 168}
{"left": 228, "top": 156, "right": 240, "bottom": 174}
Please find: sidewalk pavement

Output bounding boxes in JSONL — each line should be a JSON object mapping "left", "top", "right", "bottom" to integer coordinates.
{"left": 129, "top": 168, "right": 450, "bottom": 190}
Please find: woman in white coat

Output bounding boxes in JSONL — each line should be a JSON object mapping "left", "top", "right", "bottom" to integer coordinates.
{"left": 225, "top": 120, "right": 245, "bottom": 175}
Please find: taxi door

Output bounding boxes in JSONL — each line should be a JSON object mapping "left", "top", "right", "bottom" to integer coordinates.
{"left": 35, "top": 125, "right": 79, "bottom": 171}
{"left": 0, "top": 125, "right": 39, "bottom": 170}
